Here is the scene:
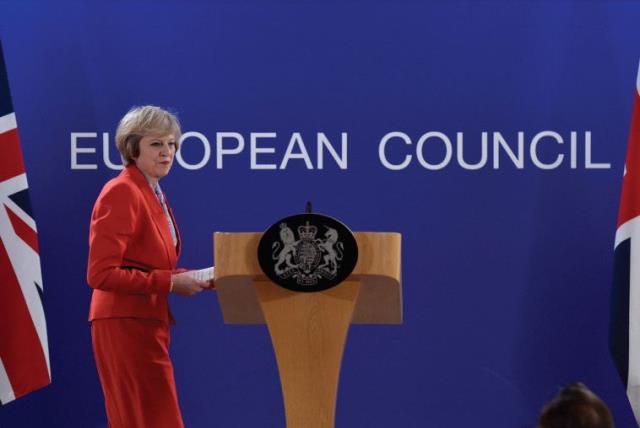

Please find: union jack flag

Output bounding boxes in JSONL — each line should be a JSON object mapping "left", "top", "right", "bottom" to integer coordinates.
{"left": 0, "top": 40, "right": 50, "bottom": 404}
{"left": 610, "top": 60, "right": 640, "bottom": 423}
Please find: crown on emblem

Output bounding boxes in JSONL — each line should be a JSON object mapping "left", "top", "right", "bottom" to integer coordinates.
{"left": 298, "top": 221, "right": 317, "bottom": 239}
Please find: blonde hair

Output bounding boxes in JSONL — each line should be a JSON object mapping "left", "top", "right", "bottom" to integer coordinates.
{"left": 115, "top": 106, "right": 182, "bottom": 165}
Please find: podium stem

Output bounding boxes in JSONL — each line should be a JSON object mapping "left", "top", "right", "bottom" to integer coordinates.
{"left": 254, "top": 280, "right": 360, "bottom": 428}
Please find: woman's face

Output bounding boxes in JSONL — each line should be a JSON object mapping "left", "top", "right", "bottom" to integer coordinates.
{"left": 134, "top": 134, "right": 177, "bottom": 183}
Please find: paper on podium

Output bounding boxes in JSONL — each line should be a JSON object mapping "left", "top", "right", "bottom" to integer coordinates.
{"left": 175, "top": 266, "right": 214, "bottom": 281}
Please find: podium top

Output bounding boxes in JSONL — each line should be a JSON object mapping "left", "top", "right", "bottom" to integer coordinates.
{"left": 213, "top": 232, "right": 402, "bottom": 325}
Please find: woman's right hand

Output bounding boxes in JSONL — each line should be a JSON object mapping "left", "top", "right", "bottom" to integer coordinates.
{"left": 170, "top": 274, "right": 210, "bottom": 296}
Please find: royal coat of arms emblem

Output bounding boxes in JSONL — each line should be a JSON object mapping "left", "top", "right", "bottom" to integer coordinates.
{"left": 258, "top": 213, "right": 358, "bottom": 292}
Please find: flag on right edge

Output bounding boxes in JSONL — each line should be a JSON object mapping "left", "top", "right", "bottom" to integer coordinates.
{"left": 610, "top": 60, "right": 640, "bottom": 423}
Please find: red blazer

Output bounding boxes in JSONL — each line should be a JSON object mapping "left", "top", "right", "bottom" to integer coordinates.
{"left": 87, "top": 165, "right": 181, "bottom": 323}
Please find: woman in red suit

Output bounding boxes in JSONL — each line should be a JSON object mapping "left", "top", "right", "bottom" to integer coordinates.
{"left": 87, "top": 106, "right": 210, "bottom": 428}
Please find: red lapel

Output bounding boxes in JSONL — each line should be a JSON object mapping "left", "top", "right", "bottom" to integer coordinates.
{"left": 122, "top": 165, "right": 178, "bottom": 266}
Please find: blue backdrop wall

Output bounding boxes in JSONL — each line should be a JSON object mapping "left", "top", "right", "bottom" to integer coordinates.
{"left": 1, "top": 1, "right": 640, "bottom": 426}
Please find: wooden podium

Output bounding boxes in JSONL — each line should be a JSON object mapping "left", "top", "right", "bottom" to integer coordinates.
{"left": 214, "top": 232, "right": 402, "bottom": 428}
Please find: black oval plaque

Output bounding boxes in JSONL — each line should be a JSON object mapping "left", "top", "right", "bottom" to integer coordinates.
{"left": 258, "top": 213, "right": 358, "bottom": 292}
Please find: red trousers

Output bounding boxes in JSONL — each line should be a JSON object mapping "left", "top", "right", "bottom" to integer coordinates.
{"left": 91, "top": 319, "right": 185, "bottom": 428}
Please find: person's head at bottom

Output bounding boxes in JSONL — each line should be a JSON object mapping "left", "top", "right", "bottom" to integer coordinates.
{"left": 537, "top": 383, "right": 614, "bottom": 428}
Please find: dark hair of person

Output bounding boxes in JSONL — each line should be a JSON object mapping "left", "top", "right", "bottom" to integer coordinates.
{"left": 537, "top": 383, "right": 614, "bottom": 428}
